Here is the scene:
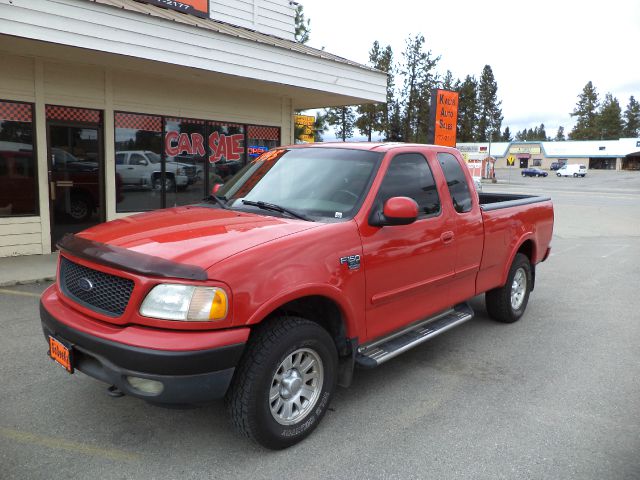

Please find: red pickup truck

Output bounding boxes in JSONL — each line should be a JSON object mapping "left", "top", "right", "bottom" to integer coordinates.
{"left": 40, "top": 143, "right": 553, "bottom": 449}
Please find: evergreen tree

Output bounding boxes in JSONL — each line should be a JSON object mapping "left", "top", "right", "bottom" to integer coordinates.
{"left": 457, "top": 75, "right": 478, "bottom": 142}
{"left": 399, "top": 34, "right": 439, "bottom": 142}
{"left": 355, "top": 41, "right": 394, "bottom": 141}
{"left": 501, "top": 126, "right": 512, "bottom": 141}
{"left": 313, "top": 110, "right": 328, "bottom": 142}
{"left": 476, "top": 65, "right": 503, "bottom": 141}
{"left": 538, "top": 123, "right": 547, "bottom": 141}
{"left": 569, "top": 81, "right": 600, "bottom": 140}
{"left": 294, "top": 5, "right": 310, "bottom": 44}
{"left": 326, "top": 106, "right": 355, "bottom": 141}
{"left": 441, "top": 70, "right": 457, "bottom": 91}
{"left": 379, "top": 45, "right": 395, "bottom": 140}
{"left": 555, "top": 126, "right": 566, "bottom": 141}
{"left": 386, "top": 100, "right": 403, "bottom": 141}
{"left": 597, "top": 93, "right": 623, "bottom": 139}
{"left": 622, "top": 95, "right": 640, "bottom": 137}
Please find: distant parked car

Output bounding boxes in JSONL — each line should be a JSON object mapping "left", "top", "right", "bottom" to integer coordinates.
{"left": 556, "top": 164, "right": 587, "bottom": 177}
{"left": 550, "top": 162, "right": 564, "bottom": 171}
{"left": 522, "top": 167, "right": 548, "bottom": 177}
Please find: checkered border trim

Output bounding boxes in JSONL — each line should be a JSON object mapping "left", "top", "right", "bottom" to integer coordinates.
{"left": 209, "top": 121, "right": 244, "bottom": 129}
{"left": 46, "top": 105, "right": 101, "bottom": 123}
{"left": 115, "top": 112, "right": 162, "bottom": 132}
{"left": 248, "top": 125, "right": 280, "bottom": 141}
{"left": 165, "top": 117, "right": 206, "bottom": 125}
{"left": 0, "top": 101, "right": 33, "bottom": 122}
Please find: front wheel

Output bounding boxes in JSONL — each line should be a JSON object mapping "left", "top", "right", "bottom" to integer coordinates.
{"left": 485, "top": 253, "right": 532, "bottom": 323}
{"left": 226, "top": 317, "right": 337, "bottom": 449}
{"left": 557, "top": 173, "right": 561, "bottom": 177}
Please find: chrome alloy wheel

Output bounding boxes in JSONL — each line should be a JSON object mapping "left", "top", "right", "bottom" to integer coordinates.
{"left": 511, "top": 267, "right": 527, "bottom": 310}
{"left": 269, "top": 348, "right": 324, "bottom": 426}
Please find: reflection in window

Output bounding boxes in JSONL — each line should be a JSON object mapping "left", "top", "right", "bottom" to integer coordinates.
{"left": 376, "top": 153, "right": 440, "bottom": 217}
{"left": 0, "top": 101, "right": 37, "bottom": 216}
{"left": 247, "top": 125, "right": 280, "bottom": 162}
{"left": 437, "top": 152, "right": 473, "bottom": 213}
{"left": 114, "top": 112, "right": 162, "bottom": 212}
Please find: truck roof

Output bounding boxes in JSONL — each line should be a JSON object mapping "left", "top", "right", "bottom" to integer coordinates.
{"left": 284, "top": 142, "right": 460, "bottom": 153}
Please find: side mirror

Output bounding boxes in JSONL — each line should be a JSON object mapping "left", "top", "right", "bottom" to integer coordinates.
{"left": 369, "top": 196, "right": 419, "bottom": 227}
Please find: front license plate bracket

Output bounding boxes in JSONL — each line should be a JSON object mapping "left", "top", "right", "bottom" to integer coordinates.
{"left": 48, "top": 335, "right": 74, "bottom": 373}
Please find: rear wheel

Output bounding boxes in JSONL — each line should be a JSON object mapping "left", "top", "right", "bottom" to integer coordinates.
{"left": 486, "top": 253, "right": 532, "bottom": 323}
{"left": 226, "top": 316, "right": 337, "bottom": 449}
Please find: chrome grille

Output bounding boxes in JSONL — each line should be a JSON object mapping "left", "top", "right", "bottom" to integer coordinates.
{"left": 59, "top": 257, "right": 134, "bottom": 317}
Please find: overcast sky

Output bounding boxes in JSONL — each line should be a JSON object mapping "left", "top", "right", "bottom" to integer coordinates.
{"left": 302, "top": 0, "right": 640, "bottom": 140}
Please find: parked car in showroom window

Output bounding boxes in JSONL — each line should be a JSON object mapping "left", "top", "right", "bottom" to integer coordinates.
{"left": 556, "top": 164, "right": 587, "bottom": 177}
{"left": 521, "top": 167, "right": 548, "bottom": 177}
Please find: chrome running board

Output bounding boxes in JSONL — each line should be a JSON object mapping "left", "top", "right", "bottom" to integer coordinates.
{"left": 355, "top": 303, "right": 474, "bottom": 368}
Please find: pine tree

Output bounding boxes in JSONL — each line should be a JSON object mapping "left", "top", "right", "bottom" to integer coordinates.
{"left": 386, "top": 100, "right": 403, "bottom": 141}
{"left": 555, "top": 126, "right": 566, "bottom": 141}
{"left": 476, "top": 65, "right": 503, "bottom": 141}
{"left": 569, "top": 81, "right": 600, "bottom": 140}
{"left": 326, "top": 106, "right": 355, "bottom": 141}
{"left": 622, "top": 96, "right": 640, "bottom": 137}
{"left": 399, "top": 34, "right": 439, "bottom": 142}
{"left": 457, "top": 75, "right": 478, "bottom": 142}
{"left": 501, "top": 126, "right": 512, "bottom": 141}
{"left": 355, "top": 41, "right": 394, "bottom": 141}
{"left": 294, "top": 5, "right": 310, "bottom": 44}
{"left": 314, "top": 110, "right": 328, "bottom": 142}
{"left": 441, "top": 70, "right": 457, "bottom": 91}
{"left": 538, "top": 123, "right": 547, "bottom": 141}
{"left": 597, "top": 93, "right": 623, "bottom": 139}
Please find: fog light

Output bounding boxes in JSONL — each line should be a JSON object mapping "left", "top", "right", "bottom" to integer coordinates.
{"left": 126, "top": 376, "right": 164, "bottom": 395}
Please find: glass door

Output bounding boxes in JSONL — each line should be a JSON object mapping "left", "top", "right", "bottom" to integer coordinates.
{"left": 48, "top": 124, "right": 103, "bottom": 247}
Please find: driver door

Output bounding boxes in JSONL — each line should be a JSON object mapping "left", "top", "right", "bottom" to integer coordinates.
{"left": 359, "top": 152, "right": 457, "bottom": 341}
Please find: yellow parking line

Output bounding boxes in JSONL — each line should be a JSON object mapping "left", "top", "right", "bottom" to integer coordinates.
{"left": 0, "top": 427, "right": 140, "bottom": 462}
{"left": 0, "top": 288, "right": 41, "bottom": 298}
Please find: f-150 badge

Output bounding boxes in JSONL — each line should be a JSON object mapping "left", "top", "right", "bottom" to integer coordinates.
{"left": 340, "top": 255, "right": 361, "bottom": 270}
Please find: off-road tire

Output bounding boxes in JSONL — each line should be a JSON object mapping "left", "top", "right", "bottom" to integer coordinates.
{"left": 226, "top": 316, "right": 337, "bottom": 449}
{"left": 485, "top": 253, "right": 532, "bottom": 323}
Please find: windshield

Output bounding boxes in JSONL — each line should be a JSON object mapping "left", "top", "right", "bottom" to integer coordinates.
{"left": 217, "top": 148, "right": 382, "bottom": 221}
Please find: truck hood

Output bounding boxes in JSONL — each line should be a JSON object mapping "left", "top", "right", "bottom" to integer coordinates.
{"left": 77, "top": 205, "right": 322, "bottom": 271}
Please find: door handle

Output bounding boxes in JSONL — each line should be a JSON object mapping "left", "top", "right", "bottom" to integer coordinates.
{"left": 440, "top": 231, "right": 454, "bottom": 244}
{"left": 50, "top": 181, "right": 56, "bottom": 201}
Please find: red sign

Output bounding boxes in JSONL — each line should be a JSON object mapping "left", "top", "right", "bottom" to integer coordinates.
{"left": 165, "top": 131, "right": 244, "bottom": 163}
{"left": 140, "top": 0, "right": 209, "bottom": 18}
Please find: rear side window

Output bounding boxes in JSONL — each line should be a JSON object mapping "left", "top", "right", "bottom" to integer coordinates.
{"left": 375, "top": 153, "right": 440, "bottom": 218}
{"left": 437, "top": 152, "right": 473, "bottom": 213}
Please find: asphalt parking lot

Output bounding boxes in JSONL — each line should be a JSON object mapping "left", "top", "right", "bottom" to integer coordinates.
{"left": 1, "top": 170, "right": 639, "bottom": 479}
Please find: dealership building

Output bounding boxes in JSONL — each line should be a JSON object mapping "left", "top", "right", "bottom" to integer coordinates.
{"left": 458, "top": 138, "right": 640, "bottom": 176}
{"left": 0, "top": 0, "right": 386, "bottom": 257}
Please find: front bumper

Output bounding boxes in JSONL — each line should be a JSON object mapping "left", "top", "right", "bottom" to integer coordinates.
{"left": 40, "top": 302, "right": 246, "bottom": 405}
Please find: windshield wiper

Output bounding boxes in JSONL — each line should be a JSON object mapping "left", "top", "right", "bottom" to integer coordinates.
{"left": 241, "top": 200, "right": 311, "bottom": 221}
{"left": 207, "top": 194, "right": 229, "bottom": 209}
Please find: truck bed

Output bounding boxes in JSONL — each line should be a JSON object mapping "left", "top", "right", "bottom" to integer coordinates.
{"left": 479, "top": 193, "right": 551, "bottom": 211}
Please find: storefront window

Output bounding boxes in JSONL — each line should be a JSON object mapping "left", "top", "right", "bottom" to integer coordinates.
{"left": 164, "top": 117, "right": 208, "bottom": 207}
{"left": 209, "top": 121, "right": 246, "bottom": 187}
{"left": 0, "top": 101, "right": 37, "bottom": 216}
{"left": 247, "top": 125, "right": 280, "bottom": 161}
{"left": 114, "top": 112, "right": 162, "bottom": 212}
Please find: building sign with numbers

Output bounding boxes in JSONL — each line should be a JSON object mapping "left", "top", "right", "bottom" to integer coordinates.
{"left": 139, "top": 0, "right": 209, "bottom": 18}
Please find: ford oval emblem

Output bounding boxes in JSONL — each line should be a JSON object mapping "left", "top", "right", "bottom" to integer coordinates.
{"left": 77, "top": 277, "right": 94, "bottom": 292}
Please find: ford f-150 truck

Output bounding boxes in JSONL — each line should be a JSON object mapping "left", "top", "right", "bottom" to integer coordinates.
{"left": 40, "top": 143, "right": 554, "bottom": 449}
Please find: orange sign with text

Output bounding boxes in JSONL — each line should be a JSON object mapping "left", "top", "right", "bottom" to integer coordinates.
{"left": 430, "top": 89, "right": 459, "bottom": 147}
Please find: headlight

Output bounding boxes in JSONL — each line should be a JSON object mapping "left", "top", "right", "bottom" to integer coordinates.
{"left": 176, "top": 167, "right": 184, "bottom": 175}
{"left": 140, "top": 284, "right": 228, "bottom": 321}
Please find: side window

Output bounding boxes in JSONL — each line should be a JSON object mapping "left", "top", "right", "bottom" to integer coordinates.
{"left": 130, "top": 153, "right": 147, "bottom": 166}
{"left": 376, "top": 153, "right": 440, "bottom": 218}
{"left": 437, "top": 152, "right": 473, "bottom": 213}
{"left": 115, "top": 153, "right": 125, "bottom": 165}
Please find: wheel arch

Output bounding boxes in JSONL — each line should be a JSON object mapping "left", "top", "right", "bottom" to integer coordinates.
{"left": 503, "top": 238, "right": 537, "bottom": 291}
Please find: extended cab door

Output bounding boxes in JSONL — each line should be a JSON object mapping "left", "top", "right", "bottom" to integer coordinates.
{"left": 359, "top": 151, "right": 457, "bottom": 341}
{"left": 434, "top": 151, "right": 484, "bottom": 303}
